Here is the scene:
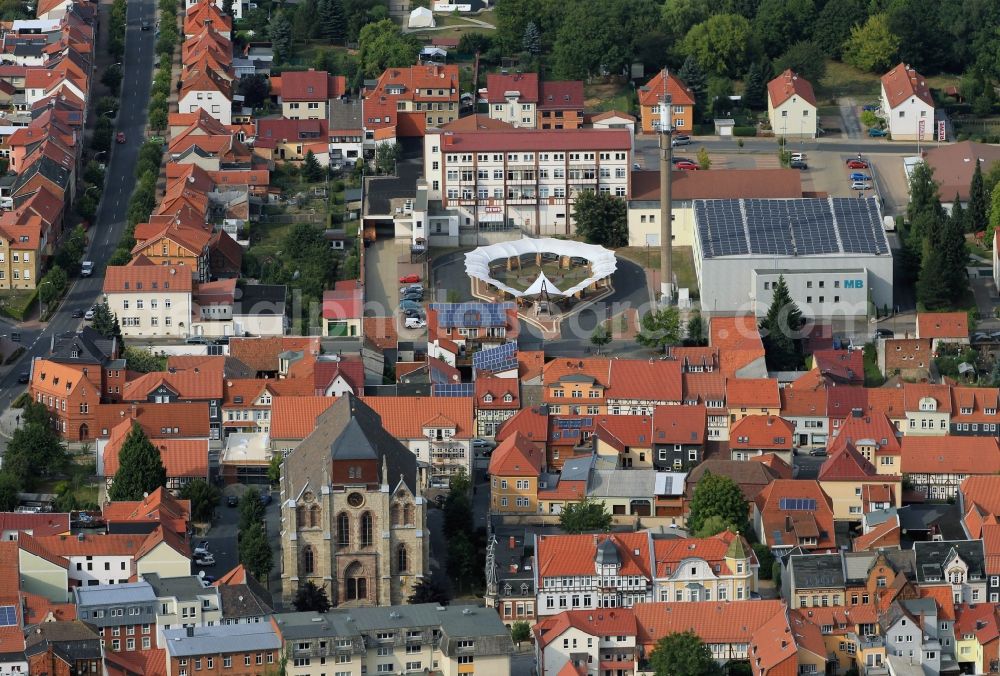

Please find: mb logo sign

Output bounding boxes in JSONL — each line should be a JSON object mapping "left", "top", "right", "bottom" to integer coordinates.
{"left": 844, "top": 279, "right": 864, "bottom": 289}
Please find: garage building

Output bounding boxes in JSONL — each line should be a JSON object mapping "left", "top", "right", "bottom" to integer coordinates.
{"left": 693, "top": 197, "right": 893, "bottom": 330}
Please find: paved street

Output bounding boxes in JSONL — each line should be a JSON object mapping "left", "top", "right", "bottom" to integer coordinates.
{"left": 0, "top": 0, "right": 156, "bottom": 425}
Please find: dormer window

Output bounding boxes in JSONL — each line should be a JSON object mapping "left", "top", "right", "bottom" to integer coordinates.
{"left": 483, "top": 394, "right": 493, "bottom": 403}
{"left": 503, "top": 393, "right": 513, "bottom": 403}
{"left": 987, "top": 408, "right": 997, "bottom": 416}
{"left": 919, "top": 397, "right": 937, "bottom": 412}
{"left": 961, "top": 407, "right": 973, "bottom": 415}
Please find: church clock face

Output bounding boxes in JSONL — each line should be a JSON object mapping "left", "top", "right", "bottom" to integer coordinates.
{"left": 347, "top": 492, "right": 364, "bottom": 507}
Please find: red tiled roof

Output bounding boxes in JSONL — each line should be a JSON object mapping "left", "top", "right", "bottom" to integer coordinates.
{"left": 653, "top": 530, "right": 755, "bottom": 577}
{"left": 94, "top": 402, "right": 211, "bottom": 440}
{"left": 951, "top": 387, "right": 1000, "bottom": 423}
{"left": 916, "top": 311, "right": 968, "bottom": 339}
{"left": 638, "top": 69, "right": 695, "bottom": 107}
{"left": 954, "top": 601, "right": 999, "bottom": 645}
{"left": 313, "top": 358, "right": 364, "bottom": 395}
{"left": 960, "top": 476, "right": 1000, "bottom": 518}
{"left": 102, "top": 487, "right": 192, "bottom": 526}
{"left": 363, "top": 317, "right": 398, "bottom": 350}
{"left": 901, "top": 436, "right": 1000, "bottom": 474}
{"left": 853, "top": 515, "right": 900, "bottom": 551}
{"left": 21, "top": 590, "right": 76, "bottom": 626}
{"left": 882, "top": 63, "right": 934, "bottom": 109}
{"left": 322, "top": 281, "right": 363, "bottom": 320}
{"left": 883, "top": 338, "right": 932, "bottom": 372}
{"left": 727, "top": 378, "right": 780, "bottom": 409}
{"left": 981, "top": 524, "right": 1000, "bottom": 575}
{"left": 918, "top": 586, "right": 956, "bottom": 621}
{"left": 631, "top": 168, "right": 803, "bottom": 202}
{"left": 475, "top": 375, "right": 519, "bottom": 409}
{"left": 767, "top": 69, "right": 817, "bottom": 108}
{"left": 496, "top": 406, "right": 548, "bottom": 444}
{"left": 488, "top": 432, "right": 543, "bottom": 477}
{"left": 633, "top": 600, "right": 785, "bottom": 646}
{"left": 276, "top": 69, "right": 345, "bottom": 101}
{"left": 594, "top": 415, "right": 653, "bottom": 452}
{"left": 729, "top": 415, "right": 794, "bottom": 450}
{"left": 710, "top": 316, "right": 766, "bottom": 376}
{"left": 829, "top": 410, "right": 900, "bottom": 455}
{"left": 780, "top": 370, "right": 827, "bottom": 417}
{"left": 652, "top": 404, "right": 706, "bottom": 445}
{"left": 122, "top": 369, "right": 222, "bottom": 402}
{"left": 30, "top": 530, "right": 166, "bottom": 558}
{"left": 813, "top": 349, "right": 863, "bottom": 383}
{"left": 436, "top": 128, "right": 630, "bottom": 153}
{"left": 103, "top": 423, "right": 209, "bottom": 480}
{"left": 364, "top": 396, "right": 474, "bottom": 439}
{"left": 534, "top": 609, "right": 638, "bottom": 651}
{"left": 818, "top": 444, "right": 882, "bottom": 481}
{"left": 485, "top": 72, "right": 539, "bottom": 104}
{"left": 749, "top": 611, "right": 799, "bottom": 673}
{"left": 538, "top": 80, "right": 584, "bottom": 110}
{"left": 269, "top": 396, "right": 335, "bottom": 439}
{"left": 538, "top": 479, "right": 586, "bottom": 501}
{"left": 544, "top": 358, "right": 610, "bottom": 389}
{"left": 748, "top": 453, "right": 793, "bottom": 479}
{"left": 228, "top": 336, "right": 320, "bottom": 375}
{"left": 537, "top": 532, "right": 651, "bottom": 578}
{"left": 682, "top": 372, "right": 726, "bottom": 407}
{"left": 754, "top": 480, "right": 836, "bottom": 549}
{"left": 903, "top": 383, "right": 952, "bottom": 413}
{"left": 606, "top": 360, "right": 682, "bottom": 402}
{"left": 0, "top": 512, "right": 69, "bottom": 537}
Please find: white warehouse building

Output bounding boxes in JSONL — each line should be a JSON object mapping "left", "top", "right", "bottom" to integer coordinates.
{"left": 693, "top": 197, "right": 893, "bottom": 330}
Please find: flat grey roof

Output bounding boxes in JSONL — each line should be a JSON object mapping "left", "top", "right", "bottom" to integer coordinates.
{"left": 275, "top": 604, "right": 509, "bottom": 640}
{"left": 163, "top": 623, "right": 281, "bottom": 657}
{"left": 75, "top": 582, "right": 156, "bottom": 606}
{"left": 588, "top": 468, "right": 655, "bottom": 498}
{"left": 144, "top": 573, "right": 214, "bottom": 601}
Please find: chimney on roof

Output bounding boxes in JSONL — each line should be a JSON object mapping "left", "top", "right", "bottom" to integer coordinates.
{"left": 509, "top": 536, "right": 516, "bottom": 550}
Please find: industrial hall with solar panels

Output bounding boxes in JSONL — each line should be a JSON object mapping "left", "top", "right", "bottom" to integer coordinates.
{"left": 692, "top": 196, "right": 893, "bottom": 330}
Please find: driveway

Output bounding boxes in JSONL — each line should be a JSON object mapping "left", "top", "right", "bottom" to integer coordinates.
{"left": 838, "top": 97, "right": 863, "bottom": 139}
{"left": 364, "top": 239, "right": 399, "bottom": 316}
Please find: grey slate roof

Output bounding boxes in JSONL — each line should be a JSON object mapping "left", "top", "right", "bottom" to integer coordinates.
{"left": 49, "top": 327, "right": 116, "bottom": 365}
{"left": 24, "top": 621, "right": 102, "bottom": 661}
{"left": 162, "top": 623, "right": 281, "bottom": 657}
{"left": 144, "top": 573, "right": 217, "bottom": 602}
{"left": 842, "top": 549, "right": 915, "bottom": 583}
{"left": 898, "top": 504, "right": 964, "bottom": 539}
{"left": 588, "top": 468, "right": 655, "bottom": 499}
{"left": 913, "top": 540, "right": 986, "bottom": 583}
{"left": 285, "top": 394, "right": 418, "bottom": 494}
{"left": 789, "top": 553, "right": 845, "bottom": 589}
{"left": 219, "top": 581, "right": 274, "bottom": 620}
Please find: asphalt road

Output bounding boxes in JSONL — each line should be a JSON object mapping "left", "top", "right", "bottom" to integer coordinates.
{"left": 0, "top": 0, "right": 156, "bottom": 414}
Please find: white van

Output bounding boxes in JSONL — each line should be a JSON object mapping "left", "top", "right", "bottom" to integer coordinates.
{"left": 80, "top": 261, "right": 94, "bottom": 277}
{"left": 882, "top": 216, "right": 896, "bottom": 232}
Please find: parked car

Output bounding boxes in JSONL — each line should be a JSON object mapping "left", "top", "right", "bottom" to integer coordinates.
{"left": 674, "top": 162, "right": 699, "bottom": 171}
{"left": 671, "top": 135, "right": 691, "bottom": 147}
{"left": 226, "top": 495, "right": 238, "bottom": 507}
{"left": 404, "top": 317, "right": 426, "bottom": 329}
{"left": 671, "top": 157, "right": 694, "bottom": 165}
{"left": 259, "top": 492, "right": 272, "bottom": 506}
{"left": 790, "top": 159, "right": 808, "bottom": 170}
{"left": 399, "top": 300, "right": 422, "bottom": 312}
{"left": 846, "top": 159, "right": 869, "bottom": 169}
{"left": 808, "top": 447, "right": 828, "bottom": 457}
{"left": 140, "top": 19, "right": 150, "bottom": 30}
{"left": 862, "top": 104, "right": 880, "bottom": 112}
{"left": 874, "top": 328, "right": 895, "bottom": 339}
{"left": 868, "top": 128, "right": 888, "bottom": 137}
{"left": 850, "top": 180, "right": 872, "bottom": 191}
{"left": 71, "top": 308, "right": 83, "bottom": 318}
{"left": 632, "top": 163, "right": 641, "bottom": 170}
{"left": 401, "top": 290, "right": 424, "bottom": 302}
{"left": 472, "top": 438, "right": 494, "bottom": 451}
{"left": 17, "top": 371, "right": 29, "bottom": 384}
{"left": 399, "top": 274, "right": 421, "bottom": 284}
{"left": 790, "top": 153, "right": 805, "bottom": 161}
{"left": 115, "top": 131, "right": 125, "bottom": 144}
{"left": 194, "top": 554, "right": 216, "bottom": 567}
{"left": 849, "top": 172, "right": 872, "bottom": 181}
{"left": 83, "top": 308, "right": 95, "bottom": 320}
{"left": 403, "top": 308, "right": 424, "bottom": 320}
{"left": 399, "top": 285, "right": 422, "bottom": 295}
{"left": 80, "top": 261, "right": 93, "bottom": 277}
{"left": 193, "top": 541, "right": 210, "bottom": 556}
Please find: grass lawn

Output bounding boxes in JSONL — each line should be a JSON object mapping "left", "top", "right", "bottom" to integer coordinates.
{"left": 819, "top": 60, "right": 960, "bottom": 104}
{"left": 585, "top": 81, "right": 634, "bottom": 114}
{"left": 617, "top": 246, "right": 698, "bottom": 298}
{"left": 408, "top": 10, "right": 496, "bottom": 42}
{"left": 491, "top": 260, "right": 592, "bottom": 292}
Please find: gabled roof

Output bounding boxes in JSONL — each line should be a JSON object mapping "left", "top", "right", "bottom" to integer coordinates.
{"left": 533, "top": 609, "right": 638, "bottom": 651}
{"left": 780, "top": 370, "right": 827, "bottom": 417}
{"left": 538, "top": 80, "right": 584, "bottom": 110}
{"left": 828, "top": 409, "right": 901, "bottom": 455}
{"left": 813, "top": 349, "right": 863, "bottom": 384}
{"left": 818, "top": 444, "right": 886, "bottom": 481}
{"left": 633, "top": 600, "right": 785, "bottom": 646}
{"left": 485, "top": 72, "right": 539, "bottom": 104}
{"left": 881, "top": 63, "right": 934, "bottom": 109}
{"left": 652, "top": 404, "right": 706, "bottom": 445}
{"left": 685, "top": 459, "right": 784, "bottom": 501}
{"left": 853, "top": 515, "right": 901, "bottom": 551}
{"left": 103, "top": 264, "right": 193, "bottom": 294}
{"left": 653, "top": 530, "right": 756, "bottom": 578}
{"left": 496, "top": 406, "right": 548, "bottom": 444}
{"left": 606, "top": 360, "right": 682, "bottom": 402}
{"left": 122, "top": 368, "right": 223, "bottom": 401}
{"left": 269, "top": 396, "right": 336, "bottom": 439}
{"left": 488, "top": 432, "right": 543, "bottom": 477}
{"left": 730, "top": 415, "right": 794, "bottom": 450}
{"left": 767, "top": 69, "right": 817, "bottom": 108}
{"left": 537, "top": 532, "right": 652, "bottom": 578}
{"left": 475, "top": 375, "right": 519, "bottom": 409}
{"left": 103, "top": 425, "right": 209, "bottom": 480}
{"left": 727, "top": 378, "right": 780, "bottom": 409}
{"left": 321, "top": 280, "right": 363, "bottom": 320}
{"left": 755, "top": 480, "right": 836, "bottom": 549}
{"left": 638, "top": 68, "right": 695, "bottom": 107}
{"left": 594, "top": 415, "right": 653, "bottom": 452}
{"left": 916, "top": 311, "right": 968, "bottom": 339}
{"left": 0, "top": 512, "right": 68, "bottom": 537}
{"left": 365, "top": 396, "right": 474, "bottom": 439}
{"left": 902, "top": 436, "right": 1000, "bottom": 474}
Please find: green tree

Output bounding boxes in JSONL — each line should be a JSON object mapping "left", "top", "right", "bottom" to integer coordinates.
{"left": 887, "top": 0, "right": 950, "bottom": 75}
{"left": 573, "top": 190, "right": 627, "bottom": 248}
{"left": 268, "top": 454, "right": 283, "bottom": 485}
{"left": 558, "top": 498, "right": 612, "bottom": 533}
{"left": 752, "top": 543, "right": 775, "bottom": 580}
{"left": 293, "top": 581, "right": 332, "bottom": 612}
{"left": 222, "top": 0, "right": 233, "bottom": 17}
{"left": 648, "top": 630, "right": 722, "bottom": 676}
{"left": 293, "top": 0, "right": 320, "bottom": 41}
{"left": 590, "top": 324, "right": 612, "bottom": 354}
{"left": 696, "top": 147, "right": 711, "bottom": 170}
{"left": 860, "top": 110, "right": 883, "bottom": 129}
{"left": 83, "top": 160, "right": 105, "bottom": 188}
{"left": 303, "top": 151, "right": 325, "bottom": 182}
{"left": 522, "top": 20, "right": 541, "bottom": 55}
{"left": 753, "top": 0, "right": 816, "bottom": 59}
{"left": 661, "top": 0, "right": 711, "bottom": 43}
{"left": 989, "top": 181, "right": 1000, "bottom": 246}
{"left": 681, "top": 13, "right": 757, "bottom": 78}
{"left": 375, "top": 142, "right": 401, "bottom": 175}
{"left": 90, "top": 301, "right": 123, "bottom": 343}
{"left": 239, "top": 487, "right": 265, "bottom": 531}
{"left": 92, "top": 116, "right": 112, "bottom": 152}
{"left": 319, "top": 0, "right": 346, "bottom": 41}
{"left": 694, "top": 514, "right": 736, "bottom": 538}
{"left": 3, "top": 404, "right": 66, "bottom": 490}
{"left": 775, "top": 41, "right": 827, "bottom": 87}
{"left": 408, "top": 577, "right": 449, "bottom": 605}
{"left": 148, "top": 106, "right": 168, "bottom": 132}
{"left": 677, "top": 55, "right": 708, "bottom": 118}
{"left": 759, "top": 274, "right": 804, "bottom": 371}
{"left": 180, "top": 479, "right": 221, "bottom": 523}
{"left": 684, "top": 312, "right": 706, "bottom": 346}
{"left": 269, "top": 11, "right": 292, "bottom": 64}
{"left": 908, "top": 162, "right": 945, "bottom": 229}
{"left": 843, "top": 13, "right": 900, "bottom": 73}
{"left": 0, "top": 473, "right": 20, "bottom": 511}
{"left": 550, "top": 0, "right": 661, "bottom": 80}
{"left": 635, "top": 306, "right": 682, "bottom": 354}
{"left": 812, "top": 0, "right": 867, "bottom": 59}
{"left": 239, "top": 525, "right": 273, "bottom": 581}
{"left": 358, "top": 19, "right": 419, "bottom": 79}
{"left": 742, "top": 61, "right": 768, "bottom": 110}
{"left": 511, "top": 621, "right": 531, "bottom": 645}
{"left": 970, "top": 159, "right": 989, "bottom": 234}
{"left": 101, "top": 64, "right": 123, "bottom": 94}
{"left": 917, "top": 216, "right": 953, "bottom": 310}
{"left": 237, "top": 73, "right": 270, "bottom": 108}
{"left": 447, "top": 531, "right": 479, "bottom": 593}
{"left": 686, "top": 472, "right": 747, "bottom": 535}
{"left": 39, "top": 265, "right": 68, "bottom": 306}
{"left": 108, "top": 424, "right": 167, "bottom": 501}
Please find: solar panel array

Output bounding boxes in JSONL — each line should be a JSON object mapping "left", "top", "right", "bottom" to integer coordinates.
{"left": 430, "top": 302, "right": 515, "bottom": 328}
{"left": 778, "top": 497, "right": 817, "bottom": 511}
{"left": 0, "top": 606, "right": 15, "bottom": 627}
{"left": 555, "top": 418, "right": 593, "bottom": 429}
{"left": 433, "top": 383, "right": 475, "bottom": 397}
{"left": 473, "top": 342, "right": 518, "bottom": 373}
{"left": 696, "top": 198, "right": 889, "bottom": 258}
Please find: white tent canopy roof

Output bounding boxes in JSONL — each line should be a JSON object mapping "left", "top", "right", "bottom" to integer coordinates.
{"left": 464, "top": 238, "right": 617, "bottom": 298}
{"left": 522, "top": 271, "right": 565, "bottom": 297}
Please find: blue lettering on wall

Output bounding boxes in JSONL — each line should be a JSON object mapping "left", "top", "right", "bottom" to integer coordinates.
{"left": 843, "top": 279, "right": 864, "bottom": 289}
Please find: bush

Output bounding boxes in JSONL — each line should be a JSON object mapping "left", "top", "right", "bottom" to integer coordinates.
{"left": 11, "top": 392, "right": 30, "bottom": 408}
{"left": 732, "top": 126, "right": 758, "bottom": 137}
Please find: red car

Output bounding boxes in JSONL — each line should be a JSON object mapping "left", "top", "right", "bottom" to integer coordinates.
{"left": 675, "top": 162, "right": 700, "bottom": 171}
{"left": 115, "top": 131, "right": 126, "bottom": 144}
{"left": 846, "top": 159, "right": 868, "bottom": 169}
{"left": 399, "top": 274, "right": 421, "bottom": 284}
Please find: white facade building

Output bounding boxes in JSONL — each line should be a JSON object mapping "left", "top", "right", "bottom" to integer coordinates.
{"left": 103, "top": 266, "right": 194, "bottom": 339}
{"left": 423, "top": 128, "right": 631, "bottom": 236}
{"left": 881, "top": 63, "right": 935, "bottom": 142}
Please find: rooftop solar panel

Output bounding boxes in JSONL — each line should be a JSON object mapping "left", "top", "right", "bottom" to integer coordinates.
{"left": 433, "top": 383, "right": 475, "bottom": 397}
{"left": 472, "top": 342, "right": 518, "bottom": 373}
{"left": 778, "top": 497, "right": 817, "bottom": 511}
{"left": 0, "top": 606, "right": 15, "bottom": 627}
{"left": 695, "top": 198, "right": 889, "bottom": 259}
{"left": 430, "top": 302, "right": 515, "bottom": 328}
